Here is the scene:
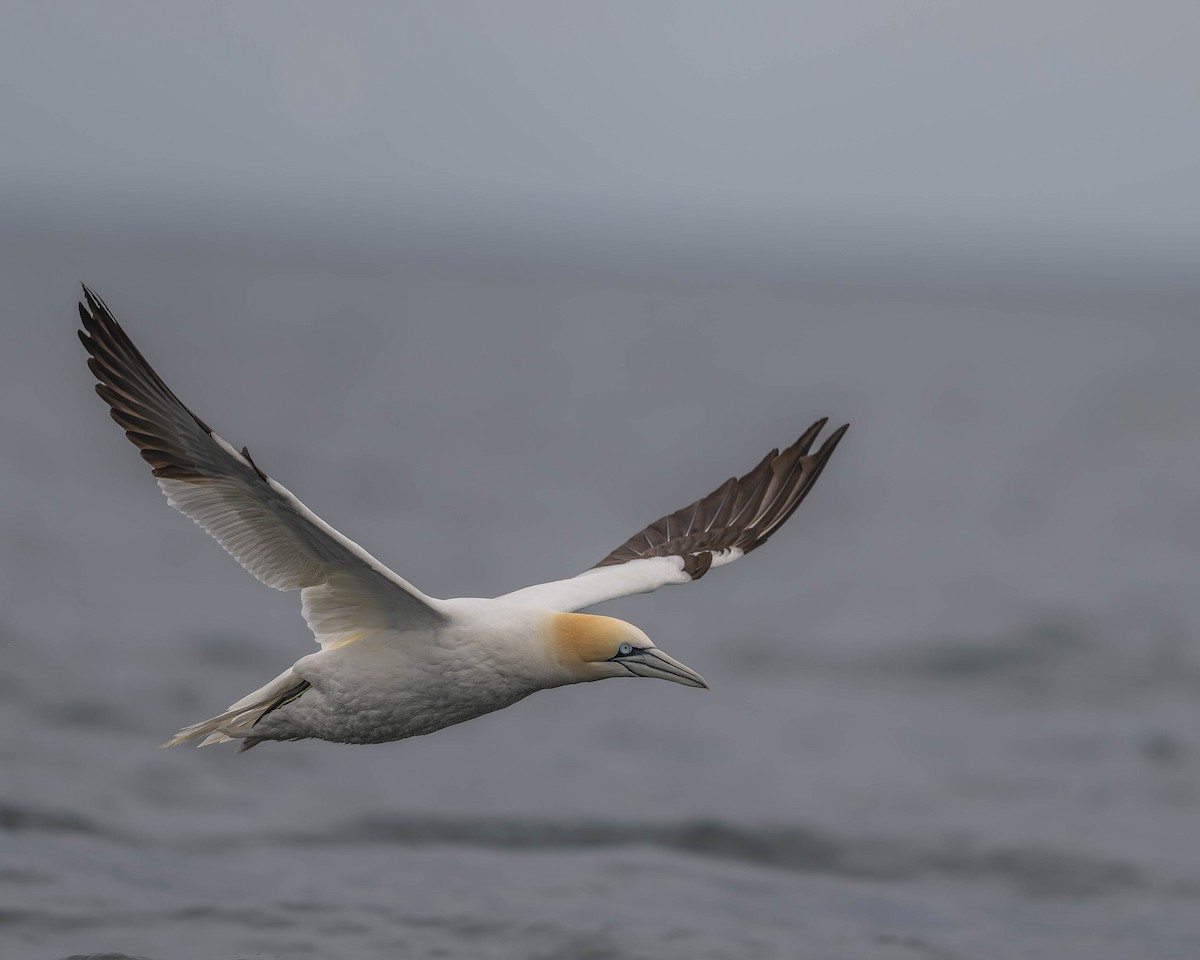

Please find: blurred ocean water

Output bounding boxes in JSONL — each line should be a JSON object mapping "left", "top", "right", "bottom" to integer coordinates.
{"left": 1, "top": 235, "right": 1199, "bottom": 959}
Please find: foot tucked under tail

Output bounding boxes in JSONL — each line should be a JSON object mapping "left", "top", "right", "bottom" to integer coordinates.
{"left": 161, "top": 670, "right": 309, "bottom": 751}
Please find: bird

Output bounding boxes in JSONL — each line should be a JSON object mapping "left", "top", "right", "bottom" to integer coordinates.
{"left": 77, "top": 285, "right": 848, "bottom": 751}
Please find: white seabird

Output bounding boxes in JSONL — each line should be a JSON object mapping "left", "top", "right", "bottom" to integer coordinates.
{"left": 78, "top": 286, "right": 848, "bottom": 751}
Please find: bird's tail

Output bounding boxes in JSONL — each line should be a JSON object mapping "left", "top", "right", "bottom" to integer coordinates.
{"left": 161, "top": 669, "right": 309, "bottom": 751}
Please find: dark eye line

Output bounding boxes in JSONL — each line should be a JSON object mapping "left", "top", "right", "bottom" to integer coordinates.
{"left": 610, "top": 643, "right": 642, "bottom": 661}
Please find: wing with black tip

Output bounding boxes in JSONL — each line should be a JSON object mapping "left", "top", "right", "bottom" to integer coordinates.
{"left": 499, "top": 419, "right": 847, "bottom": 612}
{"left": 78, "top": 286, "right": 447, "bottom": 645}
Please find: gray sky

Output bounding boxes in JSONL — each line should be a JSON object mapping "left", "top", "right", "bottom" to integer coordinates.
{"left": 3, "top": 1, "right": 1198, "bottom": 276}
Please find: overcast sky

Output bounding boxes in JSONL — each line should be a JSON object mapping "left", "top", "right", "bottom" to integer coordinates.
{"left": 3, "top": 1, "right": 1198, "bottom": 274}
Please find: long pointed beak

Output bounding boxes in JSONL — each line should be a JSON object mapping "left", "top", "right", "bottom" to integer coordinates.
{"left": 622, "top": 648, "right": 708, "bottom": 688}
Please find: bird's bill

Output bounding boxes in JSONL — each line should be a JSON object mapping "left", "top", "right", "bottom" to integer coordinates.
{"left": 623, "top": 648, "right": 708, "bottom": 688}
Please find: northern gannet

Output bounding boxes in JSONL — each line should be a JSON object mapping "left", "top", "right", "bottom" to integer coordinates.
{"left": 77, "top": 286, "right": 847, "bottom": 751}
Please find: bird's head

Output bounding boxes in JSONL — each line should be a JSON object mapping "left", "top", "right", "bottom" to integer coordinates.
{"left": 545, "top": 612, "right": 707, "bottom": 688}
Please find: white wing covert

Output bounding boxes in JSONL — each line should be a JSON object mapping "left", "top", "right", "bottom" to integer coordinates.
{"left": 78, "top": 286, "right": 446, "bottom": 645}
{"left": 500, "top": 419, "right": 847, "bottom": 613}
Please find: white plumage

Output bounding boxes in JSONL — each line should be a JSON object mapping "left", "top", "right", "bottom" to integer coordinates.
{"left": 78, "top": 286, "right": 847, "bottom": 752}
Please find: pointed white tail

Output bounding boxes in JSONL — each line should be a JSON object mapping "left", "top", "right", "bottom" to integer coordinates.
{"left": 161, "top": 669, "right": 307, "bottom": 749}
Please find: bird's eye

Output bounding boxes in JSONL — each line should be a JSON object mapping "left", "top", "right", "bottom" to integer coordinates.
{"left": 618, "top": 642, "right": 634, "bottom": 656}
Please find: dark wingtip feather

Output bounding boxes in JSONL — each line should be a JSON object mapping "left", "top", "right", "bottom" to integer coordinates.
{"left": 78, "top": 284, "right": 218, "bottom": 442}
{"left": 594, "top": 417, "right": 848, "bottom": 574}
{"left": 81, "top": 283, "right": 105, "bottom": 315}
{"left": 77, "top": 286, "right": 219, "bottom": 481}
{"left": 820, "top": 423, "right": 850, "bottom": 454}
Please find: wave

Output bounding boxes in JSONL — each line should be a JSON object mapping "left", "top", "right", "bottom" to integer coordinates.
{"left": 280, "top": 814, "right": 1144, "bottom": 898}
{"left": 59, "top": 955, "right": 156, "bottom": 960}
{"left": 0, "top": 796, "right": 1147, "bottom": 898}
{"left": 0, "top": 802, "right": 124, "bottom": 840}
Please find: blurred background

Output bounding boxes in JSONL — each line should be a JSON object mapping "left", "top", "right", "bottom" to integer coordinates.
{"left": 2, "top": 3, "right": 1199, "bottom": 958}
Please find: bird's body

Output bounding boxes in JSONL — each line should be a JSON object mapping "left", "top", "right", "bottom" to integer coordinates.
{"left": 217, "top": 602, "right": 623, "bottom": 747}
{"left": 77, "top": 286, "right": 846, "bottom": 751}
{"left": 229, "top": 601, "right": 556, "bottom": 747}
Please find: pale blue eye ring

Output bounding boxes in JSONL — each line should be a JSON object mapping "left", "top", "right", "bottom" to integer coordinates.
{"left": 618, "top": 642, "right": 634, "bottom": 656}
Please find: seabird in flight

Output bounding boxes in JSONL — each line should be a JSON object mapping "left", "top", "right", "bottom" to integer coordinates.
{"left": 77, "top": 286, "right": 847, "bottom": 751}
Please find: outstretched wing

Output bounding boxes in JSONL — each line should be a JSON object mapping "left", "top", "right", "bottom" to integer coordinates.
{"left": 78, "top": 285, "right": 446, "bottom": 646}
{"left": 499, "top": 418, "right": 847, "bottom": 612}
